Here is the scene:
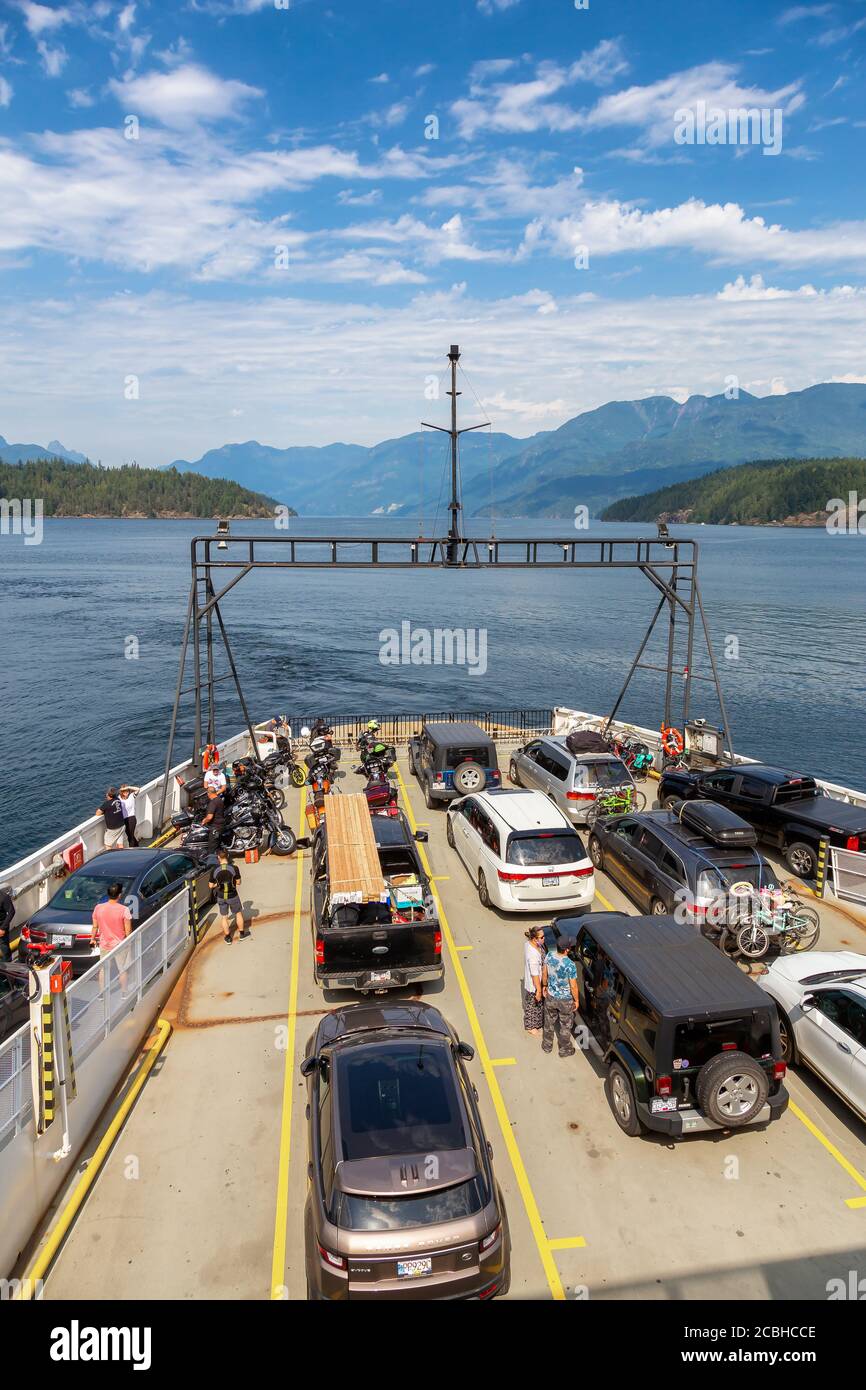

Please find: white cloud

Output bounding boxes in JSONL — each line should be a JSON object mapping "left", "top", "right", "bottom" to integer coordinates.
{"left": 369, "top": 72, "right": 389, "bottom": 84}
{"left": 414, "top": 64, "right": 435, "bottom": 78}
{"left": 454, "top": 41, "right": 629, "bottom": 137}
{"left": 337, "top": 188, "right": 382, "bottom": 206}
{"left": 36, "top": 39, "right": 67, "bottom": 76}
{"left": 108, "top": 63, "right": 263, "bottom": 127}
{"left": 778, "top": 4, "right": 833, "bottom": 22}
{"left": 477, "top": 0, "right": 522, "bottom": 13}
{"left": 481, "top": 390, "right": 567, "bottom": 419}
{"left": 0, "top": 76, "right": 11, "bottom": 107}
{"left": 16, "top": 3, "right": 71, "bottom": 37}
{"left": 67, "top": 86, "right": 94, "bottom": 107}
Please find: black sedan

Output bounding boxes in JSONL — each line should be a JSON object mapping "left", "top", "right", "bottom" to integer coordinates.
{"left": 19, "top": 848, "right": 213, "bottom": 976}
{"left": 0, "top": 962, "right": 34, "bottom": 1043}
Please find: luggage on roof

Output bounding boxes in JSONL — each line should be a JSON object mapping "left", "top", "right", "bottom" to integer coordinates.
{"left": 678, "top": 799, "right": 757, "bottom": 847}
{"left": 565, "top": 729, "right": 609, "bottom": 756}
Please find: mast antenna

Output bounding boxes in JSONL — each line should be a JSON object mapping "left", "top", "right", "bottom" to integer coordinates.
{"left": 422, "top": 343, "right": 489, "bottom": 564}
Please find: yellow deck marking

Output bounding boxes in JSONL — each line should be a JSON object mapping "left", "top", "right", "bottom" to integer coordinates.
{"left": 431, "top": 876, "right": 451, "bottom": 882}
{"left": 491, "top": 1058, "right": 517, "bottom": 1067}
{"left": 548, "top": 1236, "right": 588, "bottom": 1251}
{"left": 455, "top": 944, "right": 473, "bottom": 952}
{"left": 594, "top": 887, "right": 617, "bottom": 912}
{"left": 270, "top": 793, "right": 306, "bottom": 1300}
{"left": 789, "top": 1098, "right": 866, "bottom": 1205}
{"left": 395, "top": 763, "right": 567, "bottom": 1300}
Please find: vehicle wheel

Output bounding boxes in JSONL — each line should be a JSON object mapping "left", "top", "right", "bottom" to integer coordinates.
{"left": 453, "top": 760, "right": 485, "bottom": 795}
{"left": 271, "top": 826, "right": 298, "bottom": 856}
{"left": 606, "top": 1063, "right": 642, "bottom": 1137}
{"left": 735, "top": 923, "right": 771, "bottom": 960}
{"left": 787, "top": 904, "right": 820, "bottom": 952}
{"left": 660, "top": 793, "right": 681, "bottom": 811}
{"left": 776, "top": 1007, "right": 797, "bottom": 1064}
{"left": 785, "top": 841, "right": 818, "bottom": 879}
{"left": 509, "top": 758, "right": 522, "bottom": 787}
{"left": 407, "top": 745, "right": 415, "bottom": 773}
{"left": 446, "top": 815, "right": 455, "bottom": 849}
{"left": 695, "top": 1050, "right": 769, "bottom": 1127}
{"left": 424, "top": 779, "right": 436, "bottom": 811}
{"left": 650, "top": 898, "right": 668, "bottom": 916}
{"left": 269, "top": 787, "right": 286, "bottom": 811}
{"left": 588, "top": 834, "right": 604, "bottom": 870}
{"left": 478, "top": 870, "right": 491, "bottom": 909}
{"left": 290, "top": 765, "right": 306, "bottom": 788}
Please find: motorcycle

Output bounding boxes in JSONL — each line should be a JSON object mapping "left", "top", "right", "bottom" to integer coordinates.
{"left": 363, "top": 772, "right": 399, "bottom": 816}
{"left": 230, "top": 758, "right": 287, "bottom": 811}
{"left": 260, "top": 741, "right": 307, "bottom": 789}
{"left": 175, "top": 787, "right": 298, "bottom": 858}
{"left": 356, "top": 740, "right": 396, "bottom": 777}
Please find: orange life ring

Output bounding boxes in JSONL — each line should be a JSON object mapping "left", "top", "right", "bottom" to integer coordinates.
{"left": 660, "top": 725, "right": 684, "bottom": 756}
{"left": 202, "top": 743, "right": 220, "bottom": 770}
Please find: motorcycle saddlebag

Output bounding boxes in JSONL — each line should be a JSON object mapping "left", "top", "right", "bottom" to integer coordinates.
{"left": 678, "top": 800, "right": 757, "bottom": 847}
{"left": 565, "top": 730, "right": 609, "bottom": 756}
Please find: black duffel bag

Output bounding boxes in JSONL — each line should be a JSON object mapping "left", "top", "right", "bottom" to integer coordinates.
{"left": 565, "top": 729, "right": 609, "bottom": 756}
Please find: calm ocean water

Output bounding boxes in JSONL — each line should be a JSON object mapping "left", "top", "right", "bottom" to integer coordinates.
{"left": 1, "top": 517, "right": 864, "bottom": 866}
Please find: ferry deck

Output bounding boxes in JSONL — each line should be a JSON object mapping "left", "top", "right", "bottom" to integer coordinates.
{"left": 25, "top": 744, "right": 866, "bottom": 1303}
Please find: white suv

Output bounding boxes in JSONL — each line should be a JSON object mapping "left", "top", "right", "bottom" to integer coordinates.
{"left": 446, "top": 788, "right": 595, "bottom": 913}
{"left": 756, "top": 952, "right": 866, "bottom": 1123}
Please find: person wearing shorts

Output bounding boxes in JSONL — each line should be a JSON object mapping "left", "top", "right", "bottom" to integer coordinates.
{"left": 91, "top": 882, "right": 133, "bottom": 994}
{"left": 209, "top": 850, "right": 247, "bottom": 943}
{"left": 97, "top": 788, "right": 126, "bottom": 849}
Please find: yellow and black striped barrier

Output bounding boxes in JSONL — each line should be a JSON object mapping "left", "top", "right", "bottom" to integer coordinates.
{"left": 39, "top": 994, "right": 55, "bottom": 1134}
{"left": 60, "top": 990, "right": 77, "bottom": 1101}
{"left": 815, "top": 837, "right": 830, "bottom": 898}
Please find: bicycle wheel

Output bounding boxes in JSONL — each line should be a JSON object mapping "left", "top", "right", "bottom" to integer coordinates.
{"left": 631, "top": 789, "right": 647, "bottom": 812}
{"left": 786, "top": 904, "right": 820, "bottom": 952}
{"left": 585, "top": 804, "right": 602, "bottom": 830}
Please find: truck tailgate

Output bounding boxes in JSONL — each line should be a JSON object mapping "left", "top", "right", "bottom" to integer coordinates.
{"left": 321, "top": 920, "right": 440, "bottom": 977}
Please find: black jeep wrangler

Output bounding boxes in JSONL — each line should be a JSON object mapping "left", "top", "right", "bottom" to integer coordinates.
{"left": 551, "top": 912, "right": 789, "bottom": 1137}
{"left": 407, "top": 721, "right": 501, "bottom": 809}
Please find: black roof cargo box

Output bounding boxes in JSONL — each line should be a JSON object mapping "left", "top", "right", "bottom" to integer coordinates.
{"left": 678, "top": 799, "right": 757, "bottom": 847}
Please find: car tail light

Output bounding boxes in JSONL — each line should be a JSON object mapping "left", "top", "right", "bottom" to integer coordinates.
{"left": 655, "top": 1075, "right": 672, "bottom": 1096}
{"left": 490, "top": 771, "right": 500, "bottom": 782}
{"left": 433, "top": 930, "right": 442, "bottom": 955}
{"left": 685, "top": 901, "right": 706, "bottom": 919}
{"left": 480, "top": 1223, "right": 501, "bottom": 1253}
{"left": 315, "top": 938, "right": 325, "bottom": 965}
{"left": 721, "top": 1042, "right": 737, "bottom": 1051}
{"left": 75, "top": 932, "right": 93, "bottom": 942}
{"left": 773, "top": 1061, "right": 787, "bottom": 1080}
{"left": 566, "top": 791, "right": 595, "bottom": 801}
{"left": 498, "top": 870, "right": 528, "bottom": 883}
{"left": 435, "top": 773, "right": 444, "bottom": 783}
{"left": 846, "top": 835, "right": 860, "bottom": 851}
{"left": 317, "top": 1241, "right": 346, "bottom": 1271}
{"left": 564, "top": 866, "right": 593, "bottom": 879}
{"left": 478, "top": 1281, "right": 499, "bottom": 1300}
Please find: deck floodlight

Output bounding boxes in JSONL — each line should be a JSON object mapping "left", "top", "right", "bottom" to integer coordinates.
{"left": 217, "top": 519, "right": 230, "bottom": 550}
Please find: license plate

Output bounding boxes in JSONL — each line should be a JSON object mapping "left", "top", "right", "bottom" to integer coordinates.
{"left": 542, "top": 876, "right": 560, "bottom": 887}
{"left": 397, "top": 1257, "right": 432, "bottom": 1279}
{"left": 370, "top": 970, "right": 392, "bottom": 984}
{"left": 650, "top": 1096, "right": 677, "bottom": 1114}
{"left": 54, "top": 934, "right": 73, "bottom": 947}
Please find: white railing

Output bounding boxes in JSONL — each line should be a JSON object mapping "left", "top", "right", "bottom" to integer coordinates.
{"left": 0, "top": 1025, "right": 30, "bottom": 1154}
{"left": 829, "top": 847, "right": 866, "bottom": 906}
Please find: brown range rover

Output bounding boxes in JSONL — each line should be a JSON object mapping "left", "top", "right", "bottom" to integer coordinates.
{"left": 301, "top": 1001, "right": 511, "bottom": 1300}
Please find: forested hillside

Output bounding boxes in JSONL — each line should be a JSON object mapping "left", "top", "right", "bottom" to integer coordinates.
{"left": 0, "top": 458, "right": 285, "bottom": 518}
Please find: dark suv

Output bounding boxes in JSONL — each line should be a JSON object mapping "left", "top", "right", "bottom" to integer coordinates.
{"left": 587, "top": 799, "right": 777, "bottom": 923}
{"left": 552, "top": 912, "right": 789, "bottom": 1137}
{"left": 408, "top": 722, "right": 501, "bottom": 809}
{"left": 301, "top": 1002, "right": 511, "bottom": 1300}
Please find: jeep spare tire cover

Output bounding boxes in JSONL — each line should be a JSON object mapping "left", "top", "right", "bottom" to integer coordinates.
{"left": 452, "top": 760, "right": 485, "bottom": 794}
{"left": 695, "top": 1051, "right": 768, "bottom": 1127}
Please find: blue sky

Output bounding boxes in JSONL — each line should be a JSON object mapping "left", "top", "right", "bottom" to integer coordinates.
{"left": 0, "top": 0, "right": 864, "bottom": 466}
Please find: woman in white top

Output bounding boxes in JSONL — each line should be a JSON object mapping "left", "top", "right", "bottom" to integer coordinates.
{"left": 118, "top": 784, "right": 140, "bottom": 847}
{"left": 522, "top": 924, "right": 546, "bottom": 1035}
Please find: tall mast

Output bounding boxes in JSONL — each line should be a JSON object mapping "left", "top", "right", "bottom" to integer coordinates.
{"left": 422, "top": 343, "right": 489, "bottom": 565}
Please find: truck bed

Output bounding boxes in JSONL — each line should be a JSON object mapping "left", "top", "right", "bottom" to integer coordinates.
{"left": 324, "top": 792, "right": 387, "bottom": 903}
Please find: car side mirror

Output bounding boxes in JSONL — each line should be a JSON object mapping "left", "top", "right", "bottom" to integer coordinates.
{"left": 800, "top": 994, "right": 816, "bottom": 1012}
{"left": 456, "top": 1040, "right": 475, "bottom": 1061}
{"left": 414, "top": 830, "right": 429, "bottom": 843}
{"left": 300, "top": 1055, "right": 318, "bottom": 1077}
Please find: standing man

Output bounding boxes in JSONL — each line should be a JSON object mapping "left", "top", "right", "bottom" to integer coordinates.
{"left": 209, "top": 849, "right": 248, "bottom": 943}
{"left": 541, "top": 934, "right": 580, "bottom": 1059}
{"left": 201, "top": 786, "right": 226, "bottom": 853}
{"left": 0, "top": 882, "right": 15, "bottom": 963}
{"left": 91, "top": 881, "right": 134, "bottom": 995}
{"left": 119, "top": 784, "right": 141, "bottom": 847}
{"left": 96, "top": 788, "right": 126, "bottom": 850}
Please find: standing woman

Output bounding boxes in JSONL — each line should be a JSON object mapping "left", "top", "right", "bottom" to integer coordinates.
{"left": 119, "top": 784, "right": 140, "bottom": 847}
{"left": 522, "top": 925, "right": 546, "bottom": 1036}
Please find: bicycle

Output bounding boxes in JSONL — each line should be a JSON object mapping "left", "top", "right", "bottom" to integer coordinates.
{"left": 585, "top": 784, "right": 646, "bottom": 829}
{"left": 726, "top": 884, "right": 821, "bottom": 960}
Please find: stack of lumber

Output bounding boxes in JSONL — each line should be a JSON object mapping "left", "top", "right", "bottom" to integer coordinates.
{"left": 326, "top": 793, "right": 387, "bottom": 904}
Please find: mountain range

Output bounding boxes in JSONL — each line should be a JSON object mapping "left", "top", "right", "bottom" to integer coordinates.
{"left": 0, "top": 435, "right": 88, "bottom": 466}
{"left": 169, "top": 383, "right": 866, "bottom": 518}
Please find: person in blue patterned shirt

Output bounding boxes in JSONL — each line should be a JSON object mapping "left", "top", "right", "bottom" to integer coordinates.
{"left": 542, "top": 935, "right": 579, "bottom": 1057}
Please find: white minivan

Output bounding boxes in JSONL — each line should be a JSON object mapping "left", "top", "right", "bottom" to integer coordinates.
{"left": 446, "top": 788, "right": 595, "bottom": 913}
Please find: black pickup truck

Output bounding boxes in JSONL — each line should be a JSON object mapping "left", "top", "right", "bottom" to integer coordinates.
{"left": 658, "top": 763, "right": 866, "bottom": 879}
{"left": 310, "top": 810, "right": 444, "bottom": 994}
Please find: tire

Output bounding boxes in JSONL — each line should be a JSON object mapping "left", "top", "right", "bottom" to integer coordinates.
{"left": 650, "top": 897, "right": 668, "bottom": 917}
{"left": 424, "top": 779, "right": 436, "bottom": 811}
{"left": 786, "top": 904, "right": 820, "bottom": 952}
{"left": 446, "top": 815, "right": 455, "bottom": 849}
{"left": 588, "top": 834, "right": 604, "bottom": 870}
{"left": 606, "top": 1063, "right": 642, "bottom": 1137}
{"left": 735, "top": 923, "right": 771, "bottom": 960}
{"left": 785, "top": 841, "right": 818, "bottom": 880}
{"left": 776, "top": 1007, "right": 797, "bottom": 1064}
{"left": 695, "top": 1050, "right": 769, "bottom": 1127}
{"left": 290, "top": 765, "right": 306, "bottom": 788}
{"left": 271, "top": 825, "right": 298, "bottom": 857}
{"left": 453, "top": 761, "right": 485, "bottom": 795}
{"left": 269, "top": 787, "right": 286, "bottom": 811}
{"left": 478, "top": 870, "right": 491, "bottom": 909}
{"left": 407, "top": 745, "right": 415, "bottom": 774}
{"left": 660, "top": 793, "right": 681, "bottom": 811}
{"left": 508, "top": 758, "right": 522, "bottom": 787}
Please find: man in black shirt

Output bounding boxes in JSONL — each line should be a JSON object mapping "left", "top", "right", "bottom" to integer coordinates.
{"left": 97, "top": 787, "right": 126, "bottom": 849}
{"left": 208, "top": 849, "right": 247, "bottom": 943}
{"left": 0, "top": 883, "right": 15, "bottom": 962}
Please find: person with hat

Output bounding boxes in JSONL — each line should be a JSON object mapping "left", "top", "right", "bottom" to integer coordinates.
{"left": 209, "top": 849, "right": 247, "bottom": 943}
{"left": 541, "top": 933, "right": 580, "bottom": 1058}
{"left": 118, "top": 783, "right": 141, "bottom": 847}
{"left": 96, "top": 787, "right": 126, "bottom": 850}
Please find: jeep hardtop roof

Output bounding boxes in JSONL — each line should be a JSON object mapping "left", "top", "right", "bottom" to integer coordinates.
{"left": 421, "top": 721, "right": 496, "bottom": 747}
{"left": 558, "top": 913, "right": 773, "bottom": 1018}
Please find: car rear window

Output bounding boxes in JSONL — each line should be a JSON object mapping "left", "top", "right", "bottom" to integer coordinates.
{"left": 673, "top": 1011, "right": 774, "bottom": 1067}
{"left": 775, "top": 781, "right": 818, "bottom": 801}
{"left": 584, "top": 759, "right": 631, "bottom": 789}
{"left": 445, "top": 746, "right": 491, "bottom": 769}
{"left": 507, "top": 832, "right": 585, "bottom": 866}
{"left": 336, "top": 1042, "right": 467, "bottom": 1160}
{"left": 48, "top": 874, "right": 135, "bottom": 912}
{"left": 334, "top": 1178, "right": 486, "bottom": 1232}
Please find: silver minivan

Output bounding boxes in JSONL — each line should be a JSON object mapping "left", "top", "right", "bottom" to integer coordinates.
{"left": 508, "top": 735, "right": 638, "bottom": 826}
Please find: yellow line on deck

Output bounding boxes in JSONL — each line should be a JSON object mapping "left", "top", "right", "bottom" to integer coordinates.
{"left": 270, "top": 793, "right": 306, "bottom": 1300}
{"left": 491, "top": 1058, "right": 516, "bottom": 1067}
{"left": 548, "top": 1236, "right": 587, "bottom": 1251}
{"left": 455, "top": 944, "right": 473, "bottom": 952}
{"left": 395, "top": 763, "right": 566, "bottom": 1301}
{"left": 846, "top": 1196, "right": 866, "bottom": 1209}
{"left": 594, "top": 887, "right": 617, "bottom": 912}
{"left": 788, "top": 1098, "right": 866, "bottom": 1203}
